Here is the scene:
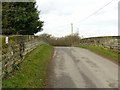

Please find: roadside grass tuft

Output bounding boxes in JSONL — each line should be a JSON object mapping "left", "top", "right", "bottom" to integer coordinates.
{"left": 78, "top": 45, "right": 119, "bottom": 63}
{"left": 2, "top": 44, "right": 53, "bottom": 88}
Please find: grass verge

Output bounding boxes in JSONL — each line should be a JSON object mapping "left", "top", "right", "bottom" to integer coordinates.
{"left": 2, "top": 44, "right": 53, "bottom": 88}
{"left": 78, "top": 45, "right": 119, "bottom": 63}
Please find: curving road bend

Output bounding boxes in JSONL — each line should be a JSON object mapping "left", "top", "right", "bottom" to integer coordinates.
{"left": 48, "top": 47, "right": 118, "bottom": 88}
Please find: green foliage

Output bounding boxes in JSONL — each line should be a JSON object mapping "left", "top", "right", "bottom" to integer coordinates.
{"left": 2, "top": 2, "right": 43, "bottom": 35}
{"left": 3, "top": 44, "right": 53, "bottom": 88}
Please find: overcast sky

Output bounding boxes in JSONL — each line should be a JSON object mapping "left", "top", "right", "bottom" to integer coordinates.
{"left": 35, "top": 0, "right": 119, "bottom": 38}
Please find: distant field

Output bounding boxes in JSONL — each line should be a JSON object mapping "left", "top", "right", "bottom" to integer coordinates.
{"left": 78, "top": 45, "right": 119, "bottom": 63}
{"left": 3, "top": 44, "right": 54, "bottom": 88}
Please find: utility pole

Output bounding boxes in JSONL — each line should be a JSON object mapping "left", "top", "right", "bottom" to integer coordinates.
{"left": 71, "top": 23, "right": 73, "bottom": 35}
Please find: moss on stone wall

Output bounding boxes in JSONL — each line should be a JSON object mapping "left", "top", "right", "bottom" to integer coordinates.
{"left": 1, "top": 35, "right": 43, "bottom": 77}
{"left": 80, "top": 36, "right": 120, "bottom": 53}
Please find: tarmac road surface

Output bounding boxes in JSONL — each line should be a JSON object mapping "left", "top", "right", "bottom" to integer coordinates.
{"left": 48, "top": 47, "right": 118, "bottom": 88}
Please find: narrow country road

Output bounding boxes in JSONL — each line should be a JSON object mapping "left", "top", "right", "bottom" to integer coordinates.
{"left": 48, "top": 47, "right": 118, "bottom": 88}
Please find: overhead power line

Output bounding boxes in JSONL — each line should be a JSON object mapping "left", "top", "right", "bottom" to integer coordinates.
{"left": 75, "top": 0, "right": 114, "bottom": 24}
{"left": 44, "top": 0, "right": 114, "bottom": 30}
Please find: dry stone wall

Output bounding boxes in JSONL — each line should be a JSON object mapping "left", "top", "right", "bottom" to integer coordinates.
{"left": 1, "top": 35, "right": 44, "bottom": 77}
{"left": 80, "top": 36, "right": 120, "bottom": 52}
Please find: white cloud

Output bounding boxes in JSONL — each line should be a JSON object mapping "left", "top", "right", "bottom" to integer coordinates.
{"left": 36, "top": 0, "right": 119, "bottom": 38}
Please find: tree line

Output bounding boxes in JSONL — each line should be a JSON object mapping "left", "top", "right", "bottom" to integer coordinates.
{"left": 39, "top": 33, "right": 81, "bottom": 46}
{"left": 2, "top": 1, "right": 43, "bottom": 35}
